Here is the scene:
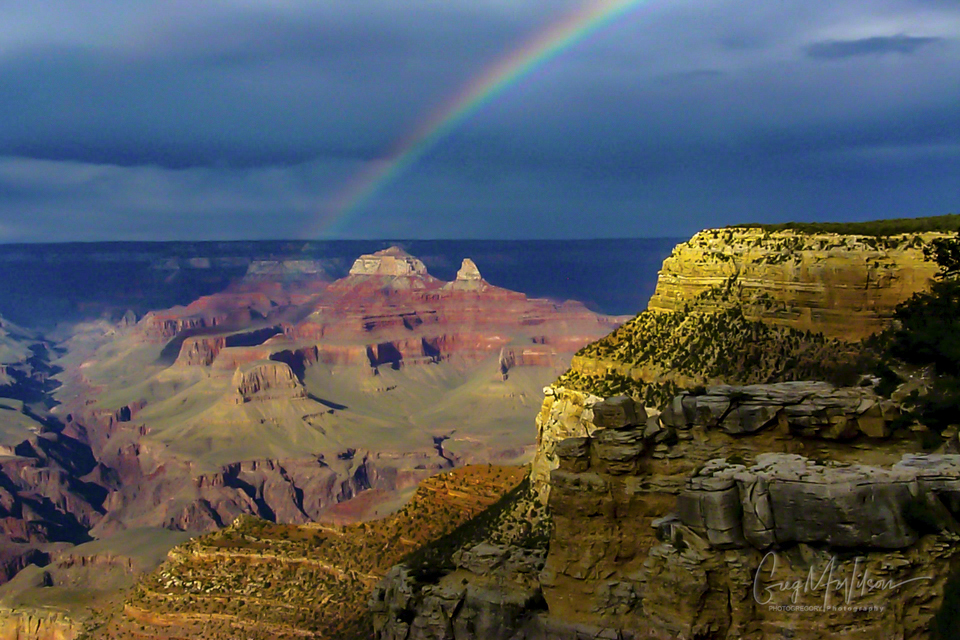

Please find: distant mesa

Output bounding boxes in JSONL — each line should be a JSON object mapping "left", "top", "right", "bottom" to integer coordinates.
{"left": 348, "top": 247, "right": 428, "bottom": 277}
{"left": 243, "top": 260, "right": 327, "bottom": 283}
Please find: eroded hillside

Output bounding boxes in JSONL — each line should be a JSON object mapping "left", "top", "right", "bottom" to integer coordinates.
{"left": 89, "top": 465, "right": 526, "bottom": 640}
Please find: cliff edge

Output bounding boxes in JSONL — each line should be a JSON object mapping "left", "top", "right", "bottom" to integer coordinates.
{"left": 371, "top": 219, "right": 960, "bottom": 640}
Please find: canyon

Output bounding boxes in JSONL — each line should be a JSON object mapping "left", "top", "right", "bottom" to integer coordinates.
{"left": 0, "top": 242, "right": 629, "bottom": 636}
{"left": 3, "top": 225, "right": 958, "bottom": 639}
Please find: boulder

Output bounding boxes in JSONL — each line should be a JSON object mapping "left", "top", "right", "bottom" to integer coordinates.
{"left": 591, "top": 396, "right": 638, "bottom": 429}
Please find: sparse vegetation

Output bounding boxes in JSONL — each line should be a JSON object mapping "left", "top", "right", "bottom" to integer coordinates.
{"left": 731, "top": 213, "right": 960, "bottom": 237}
{"left": 557, "top": 280, "right": 863, "bottom": 407}
{"left": 871, "top": 233, "right": 960, "bottom": 435}
{"left": 403, "top": 476, "right": 550, "bottom": 584}
{"left": 112, "top": 465, "right": 526, "bottom": 640}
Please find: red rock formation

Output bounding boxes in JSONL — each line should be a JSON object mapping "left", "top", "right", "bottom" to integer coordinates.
{"left": 141, "top": 246, "right": 623, "bottom": 373}
{"left": 175, "top": 336, "right": 226, "bottom": 366}
{"left": 231, "top": 362, "right": 306, "bottom": 403}
{"left": 0, "top": 245, "right": 623, "bottom": 588}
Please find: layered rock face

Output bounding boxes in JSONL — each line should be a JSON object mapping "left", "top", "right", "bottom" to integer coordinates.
{"left": 0, "top": 608, "right": 79, "bottom": 640}
{"left": 231, "top": 361, "right": 306, "bottom": 403}
{"left": 678, "top": 452, "right": 960, "bottom": 550}
{"left": 371, "top": 226, "right": 959, "bottom": 639}
{"left": 349, "top": 247, "right": 430, "bottom": 277}
{"left": 647, "top": 228, "right": 940, "bottom": 340}
{"left": 561, "top": 229, "right": 944, "bottom": 407}
{"left": 535, "top": 393, "right": 960, "bottom": 639}
{"left": 377, "top": 386, "right": 960, "bottom": 639}
{"left": 97, "top": 466, "right": 526, "bottom": 640}
{"left": 151, "top": 246, "right": 622, "bottom": 371}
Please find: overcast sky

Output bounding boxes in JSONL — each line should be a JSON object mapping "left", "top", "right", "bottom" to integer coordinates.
{"left": 0, "top": 0, "right": 957, "bottom": 241}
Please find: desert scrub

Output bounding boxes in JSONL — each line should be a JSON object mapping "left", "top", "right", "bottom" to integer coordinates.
{"left": 560, "top": 280, "right": 860, "bottom": 407}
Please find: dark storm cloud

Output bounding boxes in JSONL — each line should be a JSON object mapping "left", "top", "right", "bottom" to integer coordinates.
{"left": 0, "top": 1, "right": 554, "bottom": 169}
{"left": 0, "top": 0, "right": 958, "bottom": 241}
{"left": 804, "top": 34, "right": 941, "bottom": 59}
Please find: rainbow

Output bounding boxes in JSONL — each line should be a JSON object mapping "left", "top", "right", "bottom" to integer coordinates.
{"left": 315, "top": 0, "right": 649, "bottom": 236}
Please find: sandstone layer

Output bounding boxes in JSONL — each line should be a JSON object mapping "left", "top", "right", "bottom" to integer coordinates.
{"left": 648, "top": 228, "right": 940, "bottom": 340}
{"left": 561, "top": 229, "right": 944, "bottom": 407}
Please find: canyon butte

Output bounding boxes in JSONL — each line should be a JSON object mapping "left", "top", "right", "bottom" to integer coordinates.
{"left": 6, "top": 218, "right": 960, "bottom": 639}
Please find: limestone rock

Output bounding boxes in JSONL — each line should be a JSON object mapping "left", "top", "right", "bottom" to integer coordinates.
{"left": 176, "top": 336, "right": 226, "bottom": 366}
{"left": 676, "top": 453, "right": 960, "bottom": 549}
{"left": 591, "top": 396, "right": 638, "bottom": 429}
{"left": 532, "top": 388, "right": 603, "bottom": 500}
{"left": 348, "top": 247, "right": 428, "bottom": 277}
{"left": 665, "top": 381, "right": 894, "bottom": 440}
{"left": 647, "top": 228, "right": 941, "bottom": 341}
{"left": 456, "top": 258, "right": 482, "bottom": 281}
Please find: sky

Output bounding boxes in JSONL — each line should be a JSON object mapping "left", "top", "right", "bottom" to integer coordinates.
{"left": 0, "top": 0, "right": 957, "bottom": 242}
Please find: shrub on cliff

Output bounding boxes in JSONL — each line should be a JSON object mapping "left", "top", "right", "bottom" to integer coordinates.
{"left": 875, "top": 233, "right": 960, "bottom": 434}
{"left": 560, "top": 282, "right": 860, "bottom": 407}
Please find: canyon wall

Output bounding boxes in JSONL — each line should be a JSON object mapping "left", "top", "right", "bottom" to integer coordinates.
{"left": 0, "top": 608, "right": 79, "bottom": 640}
{"left": 376, "top": 388, "right": 960, "bottom": 639}
{"left": 560, "top": 229, "right": 944, "bottom": 407}
{"left": 372, "top": 226, "right": 960, "bottom": 639}
{"left": 647, "top": 228, "right": 940, "bottom": 340}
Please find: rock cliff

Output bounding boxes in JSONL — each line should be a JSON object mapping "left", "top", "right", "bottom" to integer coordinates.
{"left": 231, "top": 361, "right": 306, "bottom": 403}
{"left": 648, "top": 228, "right": 940, "bottom": 341}
{"left": 560, "top": 228, "right": 945, "bottom": 407}
{"left": 371, "top": 222, "right": 960, "bottom": 640}
{"left": 349, "top": 247, "right": 430, "bottom": 278}
{"left": 376, "top": 388, "right": 960, "bottom": 639}
{"left": 94, "top": 466, "right": 525, "bottom": 639}
{"left": 0, "top": 608, "right": 79, "bottom": 640}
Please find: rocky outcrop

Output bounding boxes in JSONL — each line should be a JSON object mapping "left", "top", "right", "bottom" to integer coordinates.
{"left": 101, "top": 466, "right": 526, "bottom": 639}
{"left": 659, "top": 381, "right": 897, "bottom": 439}
{"left": 561, "top": 229, "right": 945, "bottom": 407}
{"left": 138, "top": 311, "right": 224, "bottom": 341}
{"left": 378, "top": 384, "right": 960, "bottom": 640}
{"left": 0, "top": 431, "right": 105, "bottom": 548}
{"left": 370, "top": 546, "right": 547, "bottom": 640}
{"left": 349, "top": 247, "right": 429, "bottom": 277}
{"left": 443, "top": 258, "right": 488, "bottom": 292}
{"left": 677, "top": 453, "right": 956, "bottom": 549}
{"left": 539, "top": 433, "right": 960, "bottom": 638}
{"left": 231, "top": 362, "right": 306, "bottom": 403}
{"left": 175, "top": 336, "right": 226, "bottom": 366}
{"left": 532, "top": 387, "right": 603, "bottom": 500}
{"left": 648, "top": 228, "right": 940, "bottom": 341}
{"left": 0, "top": 608, "right": 80, "bottom": 640}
